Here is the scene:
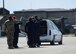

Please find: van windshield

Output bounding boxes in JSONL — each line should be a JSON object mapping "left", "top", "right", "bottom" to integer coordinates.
{"left": 40, "top": 21, "right": 47, "bottom": 36}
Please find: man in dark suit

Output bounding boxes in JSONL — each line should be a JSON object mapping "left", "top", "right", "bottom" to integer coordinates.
{"left": 25, "top": 16, "right": 36, "bottom": 48}
{"left": 12, "top": 16, "right": 21, "bottom": 48}
{"left": 25, "top": 16, "right": 41, "bottom": 48}
{"left": 34, "top": 15, "right": 41, "bottom": 47}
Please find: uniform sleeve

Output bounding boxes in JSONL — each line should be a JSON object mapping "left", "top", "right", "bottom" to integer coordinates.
{"left": 4, "top": 22, "right": 7, "bottom": 33}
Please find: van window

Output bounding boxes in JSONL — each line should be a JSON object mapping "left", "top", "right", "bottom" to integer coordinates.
{"left": 50, "top": 21, "right": 59, "bottom": 31}
{"left": 40, "top": 21, "right": 47, "bottom": 36}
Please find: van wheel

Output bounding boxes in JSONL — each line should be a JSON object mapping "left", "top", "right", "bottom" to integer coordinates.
{"left": 39, "top": 42, "right": 41, "bottom": 45}
{"left": 50, "top": 41, "right": 55, "bottom": 45}
{"left": 58, "top": 36, "right": 63, "bottom": 45}
{"left": 50, "top": 35, "right": 55, "bottom": 45}
{"left": 58, "top": 40, "right": 62, "bottom": 45}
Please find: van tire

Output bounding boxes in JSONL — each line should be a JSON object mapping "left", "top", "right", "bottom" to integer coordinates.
{"left": 58, "top": 36, "right": 63, "bottom": 45}
{"left": 50, "top": 35, "right": 55, "bottom": 45}
{"left": 58, "top": 40, "right": 62, "bottom": 45}
{"left": 39, "top": 42, "right": 41, "bottom": 45}
{"left": 50, "top": 41, "right": 55, "bottom": 45}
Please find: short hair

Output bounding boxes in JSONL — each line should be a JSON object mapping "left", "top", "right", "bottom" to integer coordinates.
{"left": 8, "top": 16, "right": 12, "bottom": 19}
{"left": 12, "top": 16, "right": 16, "bottom": 19}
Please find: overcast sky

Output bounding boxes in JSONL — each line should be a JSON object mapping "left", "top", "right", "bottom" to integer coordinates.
{"left": 0, "top": 0, "right": 76, "bottom": 13}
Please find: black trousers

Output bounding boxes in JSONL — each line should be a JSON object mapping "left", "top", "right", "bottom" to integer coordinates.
{"left": 13, "top": 32, "right": 19, "bottom": 46}
{"left": 34, "top": 36, "right": 40, "bottom": 45}
{"left": 27, "top": 35, "right": 40, "bottom": 47}
{"left": 27, "top": 36, "right": 35, "bottom": 47}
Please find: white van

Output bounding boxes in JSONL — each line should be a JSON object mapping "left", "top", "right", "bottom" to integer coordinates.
{"left": 39, "top": 19, "right": 63, "bottom": 45}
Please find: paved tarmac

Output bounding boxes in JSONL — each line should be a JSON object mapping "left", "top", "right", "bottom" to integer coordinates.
{"left": 0, "top": 36, "right": 76, "bottom": 54}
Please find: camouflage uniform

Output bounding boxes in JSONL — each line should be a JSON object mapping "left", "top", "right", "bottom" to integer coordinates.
{"left": 5, "top": 20, "right": 15, "bottom": 48}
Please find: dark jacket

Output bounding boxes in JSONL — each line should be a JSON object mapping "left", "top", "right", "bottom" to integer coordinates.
{"left": 25, "top": 21, "right": 40, "bottom": 45}
{"left": 14, "top": 23, "right": 20, "bottom": 33}
{"left": 25, "top": 20, "right": 40, "bottom": 36}
{"left": 25, "top": 21, "right": 36, "bottom": 36}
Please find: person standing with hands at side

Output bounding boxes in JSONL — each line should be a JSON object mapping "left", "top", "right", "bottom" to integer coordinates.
{"left": 34, "top": 15, "right": 41, "bottom": 47}
{"left": 25, "top": 16, "right": 36, "bottom": 48}
{"left": 4, "top": 16, "right": 15, "bottom": 49}
{"left": 12, "top": 16, "right": 21, "bottom": 48}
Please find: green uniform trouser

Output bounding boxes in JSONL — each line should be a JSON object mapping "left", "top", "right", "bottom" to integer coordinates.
{"left": 6, "top": 32, "right": 14, "bottom": 47}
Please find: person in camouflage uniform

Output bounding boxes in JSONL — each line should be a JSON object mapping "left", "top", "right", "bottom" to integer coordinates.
{"left": 4, "top": 16, "right": 15, "bottom": 49}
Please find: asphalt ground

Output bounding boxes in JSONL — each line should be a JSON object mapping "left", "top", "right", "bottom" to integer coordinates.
{"left": 0, "top": 35, "right": 76, "bottom": 54}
